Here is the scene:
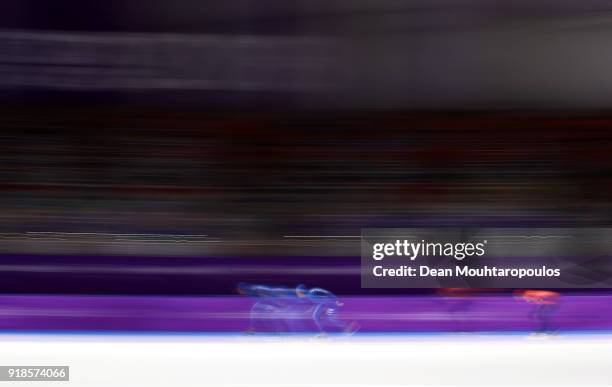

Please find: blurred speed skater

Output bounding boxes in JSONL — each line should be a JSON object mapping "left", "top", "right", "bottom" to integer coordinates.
{"left": 516, "top": 290, "right": 561, "bottom": 333}
{"left": 237, "top": 283, "right": 358, "bottom": 334}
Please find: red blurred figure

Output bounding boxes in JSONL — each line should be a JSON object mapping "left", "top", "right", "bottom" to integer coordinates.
{"left": 516, "top": 290, "right": 561, "bottom": 333}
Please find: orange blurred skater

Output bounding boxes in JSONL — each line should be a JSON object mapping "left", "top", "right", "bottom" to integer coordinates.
{"left": 516, "top": 290, "right": 561, "bottom": 333}
{"left": 520, "top": 290, "right": 560, "bottom": 304}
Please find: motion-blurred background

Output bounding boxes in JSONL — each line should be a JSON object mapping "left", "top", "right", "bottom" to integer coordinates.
{"left": 0, "top": 0, "right": 611, "bottom": 334}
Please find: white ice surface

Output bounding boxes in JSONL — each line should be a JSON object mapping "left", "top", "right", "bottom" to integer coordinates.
{"left": 0, "top": 333, "right": 610, "bottom": 386}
